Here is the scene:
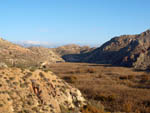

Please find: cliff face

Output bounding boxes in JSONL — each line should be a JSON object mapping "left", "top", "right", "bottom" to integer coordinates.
{"left": 0, "top": 68, "right": 86, "bottom": 113}
{"left": 83, "top": 30, "right": 150, "bottom": 70}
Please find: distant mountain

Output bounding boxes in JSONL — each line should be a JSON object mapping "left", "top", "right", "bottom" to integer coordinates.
{"left": 83, "top": 29, "right": 150, "bottom": 70}
{"left": 52, "top": 44, "right": 95, "bottom": 62}
{"left": 52, "top": 44, "right": 94, "bottom": 55}
{"left": 15, "top": 40, "right": 59, "bottom": 48}
{"left": 2, "top": 29, "right": 150, "bottom": 71}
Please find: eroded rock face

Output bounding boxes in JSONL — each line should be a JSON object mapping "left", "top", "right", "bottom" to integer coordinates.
{"left": 0, "top": 68, "right": 86, "bottom": 113}
{"left": 83, "top": 29, "right": 150, "bottom": 70}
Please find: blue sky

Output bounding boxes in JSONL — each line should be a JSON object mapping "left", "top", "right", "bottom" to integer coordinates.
{"left": 0, "top": 0, "right": 150, "bottom": 46}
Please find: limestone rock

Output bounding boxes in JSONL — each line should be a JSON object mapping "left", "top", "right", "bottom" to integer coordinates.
{"left": 0, "top": 68, "right": 86, "bottom": 113}
{"left": 0, "top": 62, "right": 8, "bottom": 68}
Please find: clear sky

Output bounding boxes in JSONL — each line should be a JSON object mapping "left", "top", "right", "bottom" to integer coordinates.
{"left": 0, "top": 0, "right": 150, "bottom": 46}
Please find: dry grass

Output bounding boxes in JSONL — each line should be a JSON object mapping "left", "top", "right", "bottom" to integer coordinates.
{"left": 49, "top": 62, "right": 150, "bottom": 113}
{"left": 80, "top": 105, "right": 106, "bottom": 113}
{"left": 63, "top": 76, "right": 78, "bottom": 83}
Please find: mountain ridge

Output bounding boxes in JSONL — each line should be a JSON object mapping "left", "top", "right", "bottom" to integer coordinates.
{"left": 83, "top": 29, "right": 150, "bottom": 70}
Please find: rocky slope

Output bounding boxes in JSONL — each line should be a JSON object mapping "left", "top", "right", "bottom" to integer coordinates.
{"left": 83, "top": 29, "right": 150, "bottom": 70}
{"left": 29, "top": 47, "right": 64, "bottom": 63}
{"left": 52, "top": 44, "right": 95, "bottom": 62}
{"left": 0, "top": 38, "right": 64, "bottom": 67}
{"left": 0, "top": 68, "right": 86, "bottom": 113}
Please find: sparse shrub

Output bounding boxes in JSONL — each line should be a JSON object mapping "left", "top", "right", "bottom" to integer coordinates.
{"left": 20, "top": 82, "right": 28, "bottom": 88}
{"left": 0, "top": 104, "right": 3, "bottom": 107}
{"left": 76, "top": 68, "right": 85, "bottom": 73}
{"left": 24, "top": 72, "right": 32, "bottom": 78}
{"left": 128, "top": 75, "right": 134, "bottom": 80}
{"left": 86, "top": 68, "right": 95, "bottom": 73}
{"left": 43, "top": 69, "right": 49, "bottom": 72}
{"left": 20, "top": 68, "right": 25, "bottom": 72}
{"left": 13, "top": 82, "right": 19, "bottom": 86}
{"left": 144, "top": 107, "right": 150, "bottom": 113}
{"left": 94, "top": 93, "right": 107, "bottom": 101}
{"left": 107, "top": 94, "right": 117, "bottom": 101}
{"left": 123, "top": 100, "right": 133, "bottom": 112}
{"left": 135, "top": 109, "right": 141, "bottom": 113}
{"left": 9, "top": 77, "right": 15, "bottom": 81}
{"left": 67, "top": 69, "right": 83, "bottom": 74}
{"left": 23, "top": 109, "right": 30, "bottom": 113}
{"left": 32, "top": 107, "right": 39, "bottom": 112}
{"left": 52, "top": 80, "right": 56, "bottom": 82}
{"left": 41, "top": 68, "right": 50, "bottom": 72}
{"left": 80, "top": 105, "right": 106, "bottom": 113}
{"left": 6, "top": 80, "right": 10, "bottom": 84}
{"left": 97, "top": 74, "right": 102, "bottom": 78}
{"left": 71, "top": 68, "right": 96, "bottom": 74}
{"left": 15, "top": 64, "right": 26, "bottom": 69}
{"left": 94, "top": 93, "right": 116, "bottom": 102}
{"left": 29, "top": 67, "right": 37, "bottom": 72}
{"left": 140, "top": 74, "right": 150, "bottom": 83}
{"left": 63, "top": 76, "right": 78, "bottom": 83}
{"left": 119, "top": 75, "right": 134, "bottom": 80}
{"left": 27, "top": 100, "right": 34, "bottom": 105}
{"left": 119, "top": 76, "right": 128, "bottom": 80}
{"left": 60, "top": 105, "right": 71, "bottom": 113}
{"left": 67, "top": 70, "right": 76, "bottom": 74}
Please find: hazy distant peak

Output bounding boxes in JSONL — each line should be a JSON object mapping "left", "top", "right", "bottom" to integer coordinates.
{"left": 15, "top": 40, "right": 57, "bottom": 48}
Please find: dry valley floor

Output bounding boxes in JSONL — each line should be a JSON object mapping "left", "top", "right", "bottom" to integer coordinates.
{"left": 49, "top": 62, "right": 150, "bottom": 113}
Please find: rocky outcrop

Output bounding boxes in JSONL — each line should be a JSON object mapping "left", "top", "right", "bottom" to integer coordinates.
{"left": 83, "top": 29, "right": 150, "bottom": 70}
{"left": 0, "top": 68, "right": 86, "bottom": 113}
{"left": 0, "top": 62, "right": 8, "bottom": 68}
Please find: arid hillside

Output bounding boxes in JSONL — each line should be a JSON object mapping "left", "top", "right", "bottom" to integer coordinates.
{"left": 83, "top": 30, "right": 150, "bottom": 70}
{"left": 29, "top": 46, "right": 64, "bottom": 63}
{"left": 0, "top": 38, "right": 64, "bottom": 67}
{"left": 0, "top": 67, "right": 86, "bottom": 113}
